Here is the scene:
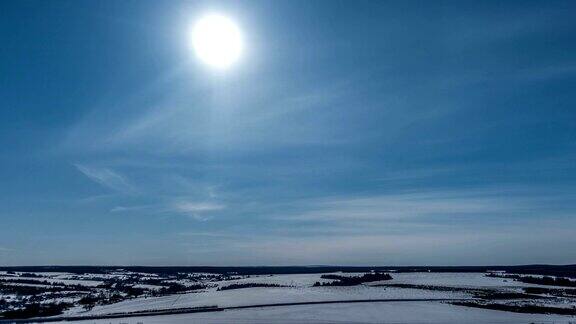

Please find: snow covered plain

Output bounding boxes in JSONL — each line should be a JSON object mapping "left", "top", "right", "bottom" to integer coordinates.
{"left": 61, "top": 272, "right": 575, "bottom": 323}
{"left": 3, "top": 270, "right": 576, "bottom": 323}
{"left": 56, "top": 302, "right": 573, "bottom": 324}
{"left": 385, "top": 272, "right": 574, "bottom": 289}
{"left": 76, "top": 273, "right": 469, "bottom": 316}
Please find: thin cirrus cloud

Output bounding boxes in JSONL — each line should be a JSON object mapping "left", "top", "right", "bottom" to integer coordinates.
{"left": 58, "top": 12, "right": 574, "bottom": 159}
{"left": 272, "top": 186, "right": 576, "bottom": 226}
{"left": 74, "top": 164, "right": 137, "bottom": 194}
{"left": 283, "top": 192, "right": 515, "bottom": 222}
{"left": 174, "top": 227, "right": 576, "bottom": 266}
{"left": 110, "top": 205, "right": 155, "bottom": 213}
{"left": 60, "top": 76, "right": 359, "bottom": 157}
{"left": 110, "top": 200, "right": 225, "bottom": 221}
{"left": 2, "top": 1, "right": 572, "bottom": 265}
{"left": 172, "top": 201, "right": 226, "bottom": 221}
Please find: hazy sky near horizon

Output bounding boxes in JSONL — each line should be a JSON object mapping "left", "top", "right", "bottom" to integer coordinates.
{"left": 1, "top": 0, "right": 575, "bottom": 266}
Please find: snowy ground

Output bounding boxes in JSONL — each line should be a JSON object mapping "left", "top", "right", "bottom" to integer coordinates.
{"left": 77, "top": 285, "right": 467, "bottom": 316}
{"left": 385, "top": 272, "right": 574, "bottom": 289}
{"left": 76, "top": 273, "right": 471, "bottom": 316}
{"left": 55, "top": 301, "right": 574, "bottom": 324}
{"left": 3, "top": 270, "right": 576, "bottom": 322}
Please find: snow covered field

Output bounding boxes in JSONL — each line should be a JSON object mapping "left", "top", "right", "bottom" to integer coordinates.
{"left": 2, "top": 270, "right": 576, "bottom": 323}
{"left": 56, "top": 302, "right": 574, "bottom": 324}
{"left": 386, "top": 272, "right": 575, "bottom": 289}
{"left": 76, "top": 271, "right": 573, "bottom": 316}
{"left": 78, "top": 286, "right": 466, "bottom": 316}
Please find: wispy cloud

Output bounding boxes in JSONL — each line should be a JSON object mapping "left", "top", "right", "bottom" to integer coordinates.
{"left": 110, "top": 205, "right": 155, "bottom": 213}
{"left": 172, "top": 201, "right": 225, "bottom": 221}
{"left": 110, "top": 199, "right": 225, "bottom": 221}
{"left": 75, "top": 164, "right": 137, "bottom": 194}
{"left": 177, "top": 227, "right": 576, "bottom": 266}
{"left": 276, "top": 187, "right": 575, "bottom": 224}
{"left": 177, "top": 231, "right": 241, "bottom": 238}
{"left": 282, "top": 193, "right": 501, "bottom": 222}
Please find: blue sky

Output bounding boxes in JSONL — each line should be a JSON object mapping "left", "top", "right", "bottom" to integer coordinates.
{"left": 1, "top": 0, "right": 575, "bottom": 266}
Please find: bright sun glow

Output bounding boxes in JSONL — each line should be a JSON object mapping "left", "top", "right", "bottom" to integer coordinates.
{"left": 191, "top": 14, "right": 243, "bottom": 69}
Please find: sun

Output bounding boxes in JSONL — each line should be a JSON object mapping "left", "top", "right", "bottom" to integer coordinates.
{"left": 191, "top": 14, "right": 243, "bottom": 70}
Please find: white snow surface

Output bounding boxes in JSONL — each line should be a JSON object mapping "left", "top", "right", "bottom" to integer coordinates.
{"left": 55, "top": 301, "right": 575, "bottom": 323}
{"left": 382, "top": 272, "right": 572, "bottom": 289}
{"left": 75, "top": 273, "right": 482, "bottom": 316}
{"left": 80, "top": 285, "right": 467, "bottom": 316}
{"left": 5, "top": 271, "right": 575, "bottom": 323}
{"left": 70, "top": 272, "right": 576, "bottom": 318}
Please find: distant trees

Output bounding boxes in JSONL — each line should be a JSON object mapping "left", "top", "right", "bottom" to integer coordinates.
{"left": 0, "top": 303, "right": 71, "bottom": 319}
{"left": 452, "top": 301, "right": 576, "bottom": 316}
{"left": 120, "top": 285, "right": 146, "bottom": 297}
{"left": 0, "top": 284, "right": 67, "bottom": 295}
{"left": 106, "top": 293, "right": 124, "bottom": 304}
{"left": 78, "top": 295, "right": 101, "bottom": 307}
{"left": 156, "top": 282, "right": 204, "bottom": 295}
{"left": 158, "top": 283, "right": 186, "bottom": 294}
{"left": 0, "top": 278, "right": 91, "bottom": 296}
{"left": 18, "top": 273, "right": 41, "bottom": 278}
{"left": 313, "top": 272, "right": 393, "bottom": 287}
{"left": 486, "top": 273, "right": 576, "bottom": 288}
{"left": 218, "top": 283, "right": 286, "bottom": 291}
{"left": 0, "top": 270, "right": 219, "bottom": 319}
